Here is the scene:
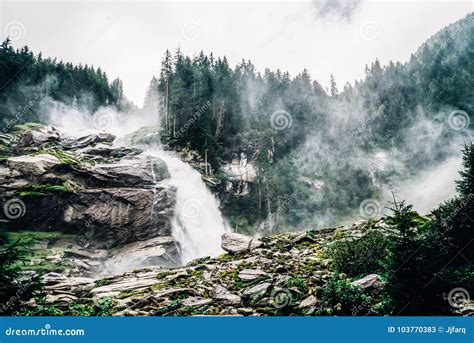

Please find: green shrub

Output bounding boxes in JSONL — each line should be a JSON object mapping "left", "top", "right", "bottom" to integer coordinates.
{"left": 328, "top": 231, "right": 389, "bottom": 278}
{"left": 318, "top": 274, "right": 376, "bottom": 316}
{"left": 0, "top": 233, "right": 42, "bottom": 315}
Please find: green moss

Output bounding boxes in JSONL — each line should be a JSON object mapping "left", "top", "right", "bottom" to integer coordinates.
{"left": 116, "top": 289, "right": 147, "bottom": 299}
{"left": 95, "top": 278, "right": 114, "bottom": 287}
{"left": 68, "top": 297, "right": 114, "bottom": 316}
{"left": 18, "top": 183, "right": 74, "bottom": 198}
{"left": 19, "top": 191, "right": 47, "bottom": 197}
{"left": 153, "top": 299, "right": 183, "bottom": 315}
{"left": 6, "top": 231, "right": 62, "bottom": 241}
{"left": 286, "top": 277, "right": 308, "bottom": 293}
{"left": 156, "top": 271, "right": 171, "bottom": 280}
{"left": 13, "top": 122, "right": 44, "bottom": 132}
{"left": 191, "top": 269, "right": 204, "bottom": 278}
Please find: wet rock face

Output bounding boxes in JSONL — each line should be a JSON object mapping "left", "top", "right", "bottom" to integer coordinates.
{"left": 63, "top": 186, "right": 176, "bottom": 246}
{"left": 222, "top": 152, "right": 257, "bottom": 196}
{"left": 0, "top": 124, "right": 179, "bottom": 267}
{"left": 87, "top": 157, "right": 170, "bottom": 188}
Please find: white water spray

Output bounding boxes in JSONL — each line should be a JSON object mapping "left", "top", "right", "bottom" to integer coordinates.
{"left": 155, "top": 150, "right": 229, "bottom": 263}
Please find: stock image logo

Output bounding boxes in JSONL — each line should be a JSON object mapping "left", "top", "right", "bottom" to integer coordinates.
{"left": 447, "top": 287, "right": 470, "bottom": 309}
{"left": 179, "top": 199, "right": 203, "bottom": 219}
{"left": 359, "top": 21, "right": 380, "bottom": 41}
{"left": 270, "top": 288, "right": 293, "bottom": 309}
{"left": 92, "top": 111, "right": 115, "bottom": 131}
{"left": 3, "top": 198, "right": 26, "bottom": 220}
{"left": 270, "top": 110, "right": 292, "bottom": 130}
{"left": 447, "top": 110, "right": 470, "bottom": 131}
{"left": 359, "top": 199, "right": 382, "bottom": 219}
{"left": 3, "top": 21, "right": 26, "bottom": 41}
{"left": 182, "top": 22, "right": 204, "bottom": 41}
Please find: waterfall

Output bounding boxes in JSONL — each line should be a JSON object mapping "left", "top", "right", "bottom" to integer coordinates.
{"left": 48, "top": 103, "right": 229, "bottom": 265}
{"left": 147, "top": 147, "right": 229, "bottom": 264}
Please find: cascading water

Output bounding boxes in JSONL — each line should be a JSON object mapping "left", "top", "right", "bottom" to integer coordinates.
{"left": 147, "top": 147, "right": 229, "bottom": 264}
{"left": 49, "top": 103, "right": 229, "bottom": 265}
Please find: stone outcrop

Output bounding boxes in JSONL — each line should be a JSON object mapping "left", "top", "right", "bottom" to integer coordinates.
{"left": 0, "top": 124, "right": 180, "bottom": 271}
{"left": 221, "top": 233, "right": 263, "bottom": 253}
{"left": 222, "top": 152, "right": 257, "bottom": 196}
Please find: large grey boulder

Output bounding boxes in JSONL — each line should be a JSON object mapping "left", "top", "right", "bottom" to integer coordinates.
{"left": 61, "top": 132, "right": 116, "bottom": 149}
{"left": 242, "top": 282, "right": 272, "bottom": 297}
{"left": 351, "top": 274, "right": 384, "bottom": 289}
{"left": 87, "top": 157, "right": 169, "bottom": 187}
{"left": 7, "top": 154, "right": 60, "bottom": 175}
{"left": 221, "top": 233, "right": 263, "bottom": 253}
{"left": 106, "top": 236, "right": 181, "bottom": 272}
{"left": 298, "top": 295, "right": 317, "bottom": 308}
{"left": 90, "top": 269, "right": 161, "bottom": 298}
{"left": 17, "top": 126, "right": 60, "bottom": 148}
{"left": 238, "top": 269, "right": 268, "bottom": 281}
{"left": 213, "top": 285, "right": 242, "bottom": 305}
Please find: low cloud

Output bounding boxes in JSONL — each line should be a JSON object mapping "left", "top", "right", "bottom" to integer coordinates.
{"left": 312, "top": 0, "right": 363, "bottom": 21}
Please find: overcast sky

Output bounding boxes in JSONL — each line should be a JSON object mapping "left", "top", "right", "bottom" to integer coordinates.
{"left": 0, "top": 0, "right": 473, "bottom": 106}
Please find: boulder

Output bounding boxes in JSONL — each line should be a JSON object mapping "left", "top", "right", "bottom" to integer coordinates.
{"left": 80, "top": 146, "right": 143, "bottom": 159}
{"left": 91, "top": 270, "right": 161, "bottom": 298}
{"left": 298, "top": 295, "right": 317, "bottom": 308}
{"left": 351, "top": 274, "right": 384, "bottom": 289}
{"left": 213, "top": 285, "right": 242, "bottom": 305}
{"left": 238, "top": 269, "right": 268, "bottom": 281}
{"left": 182, "top": 297, "right": 213, "bottom": 307}
{"left": 61, "top": 132, "right": 116, "bottom": 149}
{"left": 7, "top": 154, "right": 60, "bottom": 176}
{"left": 17, "top": 127, "right": 60, "bottom": 148}
{"left": 242, "top": 282, "right": 272, "bottom": 298}
{"left": 221, "top": 233, "right": 263, "bottom": 253}
{"left": 87, "top": 157, "right": 169, "bottom": 187}
{"left": 0, "top": 166, "right": 20, "bottom": 183}
{"left": 106, "top": 236, "right": 181, "bottom": 272}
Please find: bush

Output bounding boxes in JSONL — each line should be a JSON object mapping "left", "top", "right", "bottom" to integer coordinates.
{"left": 318, "top": 273, "right": 383, "bottom": 316}
{"left": 0, "top": 233, "right": 42, "bottom": 315}
{"left": 328, "top": 231, "right": 389, "bottom": 278}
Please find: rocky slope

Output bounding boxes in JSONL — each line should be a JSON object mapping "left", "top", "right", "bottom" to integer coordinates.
{"left": 0, "top": 123, "right": 180, "bottom": 276}
{"left": 27, "top": 220, "right": 395, "bottom": 316}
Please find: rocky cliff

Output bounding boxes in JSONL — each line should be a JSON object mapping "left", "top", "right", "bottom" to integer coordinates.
{"left": 0, "top": 123, "right": 181, "bottom": 276}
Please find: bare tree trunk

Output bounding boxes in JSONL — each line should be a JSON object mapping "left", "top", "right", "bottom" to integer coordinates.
{"left": 165, "top": 78, "right": 169, "bottom": 133}
{"left": 265, "top": 181, "right": 273, "bottom": 232}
